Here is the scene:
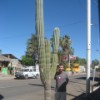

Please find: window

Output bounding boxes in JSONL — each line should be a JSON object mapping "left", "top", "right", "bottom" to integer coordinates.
{"left": 33, "top": 69, "right": 36, "bottom": 71}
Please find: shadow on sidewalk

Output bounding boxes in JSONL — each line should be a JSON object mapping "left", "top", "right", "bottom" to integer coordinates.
{"left": 76, "top": 77, "right": 100, "bottom": 82}
{"left": 29, "top": 83, "right": 43, "bottom": 87}
{"left": 29, "top": 83, "right": 55, "bottom": 90}
{"left": 72, "top": 87, "right": 100, "bottom": 100}
{"left": 0, "top": 94, "right": 4, "bottom": 100}
{"left": 69, "top": 80, "right": 86, "bottom": 85}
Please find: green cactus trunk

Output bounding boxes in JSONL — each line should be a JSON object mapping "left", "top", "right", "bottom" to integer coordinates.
{"left": 35, "top": 0, "right": 45, "bottom": 47}
{"left": 35, "top": 0, "right": 60, "bottom": 100}
{"left": 51, "top": 54, "right": 58, "bottom": 78}
{"left": 44, "top": 40, "right": 51, "bottom": 100}
{"left": 51, "top": 27, "right": 60, "bottom": 78}
{"left": 35, "top": 0, "right": 51, "bottom": 100}
{"left": 53, "top": 27, "right": 60, "bottom": 53}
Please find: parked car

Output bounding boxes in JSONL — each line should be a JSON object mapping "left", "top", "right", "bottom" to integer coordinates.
{"left": 15, "top": 67, "right": 39, "bottom": 79}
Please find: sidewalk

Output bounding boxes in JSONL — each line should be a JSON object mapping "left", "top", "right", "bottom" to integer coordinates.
{"left": 0, "top": 74, "right": 15, "bottom": 80}
{"left": 69, "top": 73, "right": 100, "bottom": 100}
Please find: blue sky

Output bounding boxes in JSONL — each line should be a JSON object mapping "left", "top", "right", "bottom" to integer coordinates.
{"left": 0, "top": 0, "right": 99, "bottom": 60}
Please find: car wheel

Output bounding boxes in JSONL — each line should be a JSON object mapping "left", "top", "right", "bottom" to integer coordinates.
{"left": 25, "top": 75, "right": 28, "bottom": 79}
{"left": 33, "top": 75, "right": 36, "bottom": 79}
{"left": 36, "top": 74, "right": 39, "bottom": 78}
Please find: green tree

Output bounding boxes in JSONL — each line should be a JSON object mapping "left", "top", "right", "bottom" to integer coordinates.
{"left": 25, "top": 34, "right": 39, "bottom": 64}
{"left": 79, "top": 58, "right": 87, "bottom": 65}
{"left": 26, "top": 34, "right": 38, "bottom": 58}
{"left": 21, "top": 55, "right": 34, "bottom": 66}
{"left": 51, "top": 35, "right": 74, "bottom": 63}
{"left": 60, "top": 35, "right": 74, "bottom": 68}
{"left": 91, "top": 59, "right": 99, "bottom": 68}
{"left": 73, "top": 57, "right": 86, "bottom": 66}
{"left": 60, "top": 35, "right": 71, "bottom": 53}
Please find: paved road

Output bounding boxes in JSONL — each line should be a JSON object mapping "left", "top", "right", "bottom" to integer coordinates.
{"left": 0, "top": 72, "right": 99, "bottom": 100}
{"left": 0, "top": 79, "right": 44, "bottom": 100}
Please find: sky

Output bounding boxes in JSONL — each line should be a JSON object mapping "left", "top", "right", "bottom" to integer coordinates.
{"left": 0, "top": 0, "right": 99, "bottom": 60}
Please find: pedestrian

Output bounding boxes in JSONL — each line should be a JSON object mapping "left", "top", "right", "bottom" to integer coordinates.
{"left": 54, "top": 63, "right": 69, "bottom": 100}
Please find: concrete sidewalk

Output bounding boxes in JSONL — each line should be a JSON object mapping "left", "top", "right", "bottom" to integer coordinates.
{"left": 0, "top": 74, "right": 15, "bottom": 80}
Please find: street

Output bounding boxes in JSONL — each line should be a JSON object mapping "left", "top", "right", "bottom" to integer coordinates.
{"left": 0, "top": 72, "right": 99, "bottom": 100}
{"left": 0, "top": 79, "right": 44, "bottom": 100}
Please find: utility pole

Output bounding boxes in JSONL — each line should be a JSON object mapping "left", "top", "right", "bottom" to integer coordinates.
{"left": 86, "top": 0, "right": 91, "bottom": 96}
{"left": 98, "top": 0, "right": 100, "bottom": 71}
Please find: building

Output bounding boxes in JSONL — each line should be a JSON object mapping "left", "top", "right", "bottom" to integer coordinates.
{"left": 0, "top": 55, "right": 11, "bottom": 75}
{"left": 0, "top": 54, "right": 23, "bottom": 75}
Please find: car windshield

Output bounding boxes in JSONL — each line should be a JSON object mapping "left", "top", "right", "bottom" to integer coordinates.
{"left": 21, "top": 69, "right": 29, "bottom": 72}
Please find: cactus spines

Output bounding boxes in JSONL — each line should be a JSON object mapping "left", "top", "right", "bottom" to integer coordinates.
{"left": 53, "top": 27, "right": 60, "bottom": 53}
{"left": 35, "top": 0, "right": 60, "bottom": 100}
{"left": 35, "top": 0, "right": 51, "bottom": 100}
{"left": 51, "top": 27, "right": 60, "bottom": 78}
{"left": 35, "top": 0, "right": 44, "bottom": 46}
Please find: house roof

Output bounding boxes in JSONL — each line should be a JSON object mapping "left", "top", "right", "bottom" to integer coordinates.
{"left": 2, "top": 54, "right": 18, "bottom": 59}
{"left": 0, "top": 55, "right": 11, "bottom": 62}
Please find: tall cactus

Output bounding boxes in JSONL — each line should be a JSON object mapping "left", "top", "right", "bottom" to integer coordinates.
{"left": 35, "top": 0, "right": 51, "bottom": 100}
{"left": 35, "top": 0, "right": 60, "bottom": 100}
{"left": 51, "top": 27, "right": 60, "bottom": 78}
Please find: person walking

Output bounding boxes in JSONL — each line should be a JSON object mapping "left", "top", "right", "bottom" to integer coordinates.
{"left": 54, "top": 63, "right": 69, "bottom": 100}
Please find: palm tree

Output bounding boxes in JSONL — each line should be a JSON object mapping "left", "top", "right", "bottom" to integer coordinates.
{"left": 60, "top": 35, "right": 71, "bottom": 53}
{"left": 60, "top": 35, "right": 73, "bottom": 55}
{"left": 26, "top": 34, "right": 38, "bottom": 58}
{"left": 51, "top": 35, "right": 74, "bottom": 63}
{"left": 60, "top": 35, "right": 74, "bottom": 69}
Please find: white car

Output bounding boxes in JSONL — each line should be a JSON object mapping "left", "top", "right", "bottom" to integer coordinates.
{"left": 15, "top": 67, "right": 39, "bottom": 79}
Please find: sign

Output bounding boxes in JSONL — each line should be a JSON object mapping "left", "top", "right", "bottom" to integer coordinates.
{"left": 61, "top": 55, "right": 68, "bottom": 62}
{"left": 70, "top": 55, "right": 76, "bottom": 60}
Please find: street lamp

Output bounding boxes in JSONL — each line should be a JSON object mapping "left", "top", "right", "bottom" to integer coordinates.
{"left": 86, "top": 0, "right": 91, "bottom": 96}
